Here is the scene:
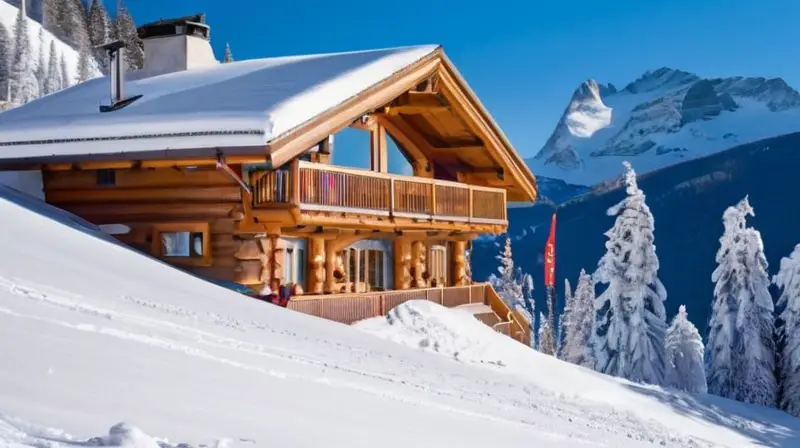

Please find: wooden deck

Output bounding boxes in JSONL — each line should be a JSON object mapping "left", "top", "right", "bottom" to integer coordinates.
{"left": 250, "top": 161, "right": 508, "bottom": 231}
{"left": 287, "top": 283, "right": 530, "bottom": 346}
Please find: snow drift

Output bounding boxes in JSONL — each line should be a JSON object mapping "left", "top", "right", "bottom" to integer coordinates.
{"left": 0, "top": 185, "right": 799, "bottom": 447}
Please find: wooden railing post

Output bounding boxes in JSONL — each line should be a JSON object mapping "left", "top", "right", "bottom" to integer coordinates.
{"left": 290, "top": 158, "right": 301, "bottom": 206}
{"left": 468, "top": 188, "right": 474, "bottom": 223}
{"left": 389, "top": 178, "right": 396, "bottom": 217}
{"left": 430, "top": 179, "right": 436, "bottom": 217}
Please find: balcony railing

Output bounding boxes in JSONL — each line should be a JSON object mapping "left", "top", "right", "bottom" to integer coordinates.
{"left": 251, "top": 160, "right": 507, "bottom": 224}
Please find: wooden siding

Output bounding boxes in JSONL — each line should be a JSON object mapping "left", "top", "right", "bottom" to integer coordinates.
{"left": 43, "top": 166, "right": 245, "bottom": 281}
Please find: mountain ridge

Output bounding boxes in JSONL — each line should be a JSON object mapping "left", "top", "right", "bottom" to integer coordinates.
{"left": 527, "top": 67, "right": 800, "bottom": 190}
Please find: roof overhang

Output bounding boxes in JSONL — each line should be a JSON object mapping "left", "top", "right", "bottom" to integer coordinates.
{"left": 266, "top": 48, "right": 537, "bottom": 202}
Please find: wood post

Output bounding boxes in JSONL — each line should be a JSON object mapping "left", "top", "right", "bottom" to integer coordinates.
{"left": 267, "top": 226, "right": 282, "bottom": 292}
{"left": 393, "top": 238, "right": 412, "bottom": 290}
{"left": 451, "top": 240, "right": 468, "bottom": 286}
{"left": 370, "top": 123, "right": 388, "bottom": 173}
{"left": 324, "top": 243, "right": 336, "bottom": 294}
{"left": 411, "top": 240, "right": 427, "bottom": 288}
{"left": 307, "top": 236, "right": 326, "bottom": 294}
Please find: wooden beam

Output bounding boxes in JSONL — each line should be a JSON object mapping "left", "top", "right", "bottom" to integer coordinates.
{"left": 374, "top": 114, "right": 430, "bottom": 176}
{"left": 46, "top": 185, "right": 242, "bottom": 204}
{"left": 436, "top": 61, "right": 536, "bottom": 201}
{"left": 268, "top": 55, "right": 441, "bottom": 168}
{"left": 370, "top": 123, "right": 388, "bottom": 173}
{"left": 384, "top": 105, "right": 448, "bottom": 116}
{"left": 307, "top": 236, "right": 326, "bottom": 294}
{"left": 42, "top": 155, "right": 268, "bottom": 172}
{"left": 393, "top": 238, "right": 412, "bottom": 290}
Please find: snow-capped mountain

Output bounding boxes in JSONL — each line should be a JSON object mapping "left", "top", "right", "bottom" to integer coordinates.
{"left": 528, "top": 67, "right": 800, "bottom": 186}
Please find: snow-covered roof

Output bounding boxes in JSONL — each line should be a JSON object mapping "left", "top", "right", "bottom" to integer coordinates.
{"left": 0, "top": 44, "right": 440, "bottom": 164}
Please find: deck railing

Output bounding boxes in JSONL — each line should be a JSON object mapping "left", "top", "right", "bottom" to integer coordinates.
{"left": 286, "top": 283, "right": 529, "bottom": 345}
{"left": 251, "top": 161, "right": 507, "bottom": 224}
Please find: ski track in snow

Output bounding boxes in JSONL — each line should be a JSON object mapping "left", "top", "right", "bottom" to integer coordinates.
{"left": 0, "top": 275, "right": 713, "bottom": 448}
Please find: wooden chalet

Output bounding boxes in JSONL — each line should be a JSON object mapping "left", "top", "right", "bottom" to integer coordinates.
{"left": 0, "top": 15, "right": 537, "bottom": 344}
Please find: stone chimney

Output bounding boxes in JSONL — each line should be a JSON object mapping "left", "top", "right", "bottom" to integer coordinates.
{"left": 136, "top": 14, "right": 218, "bottom": 77}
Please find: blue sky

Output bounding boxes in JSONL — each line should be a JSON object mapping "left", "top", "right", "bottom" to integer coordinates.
{"left": 122, "top": 0, "right": 800, "bottom": 169}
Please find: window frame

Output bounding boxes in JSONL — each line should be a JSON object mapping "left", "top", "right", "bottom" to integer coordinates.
{"left": 151, "top": 222, "right": 212, "bottom": 267}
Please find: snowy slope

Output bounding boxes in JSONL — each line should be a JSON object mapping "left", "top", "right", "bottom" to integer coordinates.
{"left": 529, "top": 67, "right": 800, "bottom": 186}
{"left": 0, "top": 0, "right": 100, "bottom": 89}
{"left": 0, "top": 187, "right": 799, "bottom": 447}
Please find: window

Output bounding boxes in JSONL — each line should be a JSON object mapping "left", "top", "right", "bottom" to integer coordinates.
{"left": 429, "top": 245, "right": 447, "bottom": 286}
{"left": 366, "top": 249, "right": 385, "bottom": 290}
{"left": 347, "top": 248, "right": 357, "bottom": 283}
{"left": 281, "top": 238, "right": 307, "bottom": 287}
{"left": 97, "top": 169, "right": 116, "bottom": 186}
{"left": 151, "top": 222, "right": 211, "bottom": 266}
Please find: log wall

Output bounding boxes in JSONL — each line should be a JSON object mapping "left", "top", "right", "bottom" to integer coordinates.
{"left": 43, "top": 166, "right": 246, "bottom": 281}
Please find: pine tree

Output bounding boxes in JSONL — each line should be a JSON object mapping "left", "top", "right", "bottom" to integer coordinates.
{"left": 59, "top": 51, "right": 69, "bottom": 89}
{"left": 557, "top": 277, "right": 573, "bottom": 353}
{"left": 539, "top": 309, "right": 556, "bottom": 355}
{"left": 88, "top": 0, "right": 111, "bottom": 74}
{"left": 43, "top": 0, "right": 69, "bottom": 44}
{"left": 223, "top": 42, "right": 233, "bottom": 63}
{"left": 76, "top": 39, "right": 92, "bottom": 83}
{"left": 773, "top": 244, "right": 800, "bottom": 415}
{"left": 464, "top": 244, "right": 473, "bottom": 283}
{"left": 10, "top": 3, "right": 40, "bottom": 105}
{"left": 706, "top": 196, "right": 777, "bottom": 406}
{"left": 34, "top": 28, "right": 46, "bottom": 93}
{"left": 0, "top": 23, "right": 11, "bottom": 101}
{"left": 560, "top": 269, "right": 596, "bottom": 367}
{"left": 591, "top": 161, "right": 667, "bottom": 385}
{"left": 665, "top": 305, "right": 707, "bottom": 394}
{"left": 521, "top": 272, "right": 536, "bottom": 347}
{"left": 492, "top": 237, "right": 524, "bottom": 310}
{"left": 114, "top": 0, "right": 143, "bottom": 70}
{"left": 44, "top": 39, "right": 60, "bottom": 94}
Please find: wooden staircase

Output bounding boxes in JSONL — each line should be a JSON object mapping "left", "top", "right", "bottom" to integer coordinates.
{"left": 286, "top": 283, "right": 530, "bottom": 346}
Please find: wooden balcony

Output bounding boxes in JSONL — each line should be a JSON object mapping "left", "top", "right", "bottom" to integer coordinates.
{"left": 250, "top": 161, "right": 508, "bottom": 229}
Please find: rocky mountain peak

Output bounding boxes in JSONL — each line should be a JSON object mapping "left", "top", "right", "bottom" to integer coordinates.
{"left": 622, "top": 67, "right": 699, "bottom": 94}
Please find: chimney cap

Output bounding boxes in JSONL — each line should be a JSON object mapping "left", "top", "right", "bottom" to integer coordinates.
{"left": 95, "top": 39, "right": 126, "bottom": 52}
{"left": 137, "top": 13, "right": 210, "bottom": 41}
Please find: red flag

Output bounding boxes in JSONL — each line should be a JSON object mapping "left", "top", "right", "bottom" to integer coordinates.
{"left": 544, "top": 213, "right": 557, "bottom": 288}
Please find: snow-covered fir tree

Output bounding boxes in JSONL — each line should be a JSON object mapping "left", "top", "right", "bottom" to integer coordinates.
{"left": 772, "top": 244, "right": 800, "bottom": 415}
{"left": 44, "top": 39, "right": 60, "bottom": 94}
{"left": 76, "top": 39, "right": 92, "bottom": 83}
{"left": 34, "top": 28, "right": 46, "bottom": 93}
{"left": 0, "top": 23, "right": 10, "bottom": 101}
{"left": 664, "top": 305, "right": 707, "bottom": 394}
{"left": 556, "top": 277, "right": 573, "bottom": 352}
{"left": 538, "top": 312, "right": 553, "bottom": 353}
{"left": 538, "top": 309, "right": 556, "bottom": 355}
{"left": 591, "top": 161, "right": 668, "bottom": 385}
{"left": 114, "top": 0, "right": 143, "bottom": 70}
{"left": 464, "top": 244, "right": 473, "bottom": 283}
{"left": 488, "top": 237, "right": 536, "bottom": 344}
{"left": 559, "top": 269, "right": 596, "bottom": 367}
{"left": 43, "top": 0, "right": 69, "bottom": 44}
{"left": 706, "top": 196, "right": 777, "bottom": 407}
{"left": 521, "top": 272, "right": 536, "bottom": 347}
{"left": 491, "top": 237, "right": 523, "bottom": 308}
{"left": 10, "top": 3, "right": 40, "bottom": 105}
{"left": 58, "top": 51, "right": 69, "bottom": 89}
{"left": 88, "top": 0, "right": 111, "bottom": 74}
{"left": 223, "top": 42, "right": 234, "bottom": 63}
